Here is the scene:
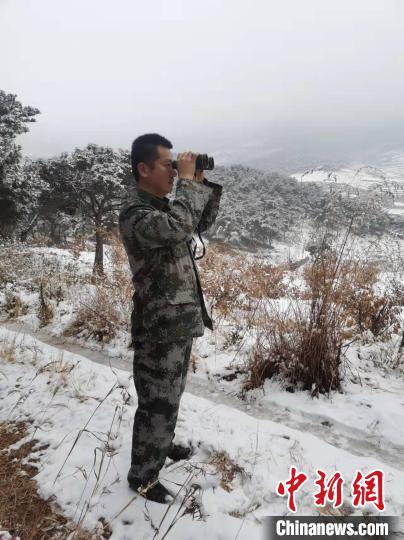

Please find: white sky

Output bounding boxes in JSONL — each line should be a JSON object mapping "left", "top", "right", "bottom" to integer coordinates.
{"left": 1, "top": 0, "right": 403, "bottom": 169}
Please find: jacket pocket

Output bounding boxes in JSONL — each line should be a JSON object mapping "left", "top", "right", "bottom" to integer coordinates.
{"left": 167, "top": 289, "right": 196, "bottom": 304}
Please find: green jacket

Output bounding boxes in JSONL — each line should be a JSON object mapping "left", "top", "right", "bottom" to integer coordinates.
{"left": 119, "top": 177, "right": 223, "bottom": 342}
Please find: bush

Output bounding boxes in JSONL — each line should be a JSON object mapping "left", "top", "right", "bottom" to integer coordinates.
{"left": 37, "top": 282, "right": 54, "bottom": 327}
{"left": 64, "top": 236, "right": 133, "bottom": 343}
{"left": 242, "top": 229, "right": 403, "bottom": 395}
{"left": 243, "top": 295, "right": 343, "bottom": 396}
{"left": 199, "top": 242, "right": 286, "bottom": 325}
{"left": 303, "top": 252, "right": 401, "bottom": 341}
{"left": 3, "top": 290, "right": 29, "bottom": 319}
{"left": 64, "top": 283, "right": 121, "bottom": 343}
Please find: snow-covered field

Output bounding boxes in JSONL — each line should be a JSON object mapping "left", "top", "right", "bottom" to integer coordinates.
{"left": 2, "top": 326, "right": 404, "bottom": 539}
{"left": 1, "top": 239, "right": 404, "bottom": 538}
{"left": 292, "top": 151, "right": 404, "bottom": 222}
{"left": 292, "top": 149, "right": 404, "bottom": 188}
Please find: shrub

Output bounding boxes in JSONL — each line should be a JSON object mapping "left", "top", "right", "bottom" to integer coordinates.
{"left": 64, "top": 283, "right": 120, "bottom": 343}
{"left": 243, "top": 235, "right": 349, "bottom": 395}
{"left": 243, "top": 296, "right": 343, "bottom": 396}
{"left": 242, "top": 228, "right": 403, "bottom": 395}
{"left": 3, "top": 290, "right": 29, "bottom": 319}
{"left": 303, "top": 252, "right": 401, "bottom": 341}
{"left": 37, "top": 282, "right": 54, "bottom": 327}
{"left": 64, "top": 235, "right": 132, "bottom": 343}
{"left": 199, "top": 243, "right": 286, "bottom": 329}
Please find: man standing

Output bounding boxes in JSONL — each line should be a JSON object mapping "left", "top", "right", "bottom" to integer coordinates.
{"left": 119, "top": 134, "right": 222, "bottom": 503}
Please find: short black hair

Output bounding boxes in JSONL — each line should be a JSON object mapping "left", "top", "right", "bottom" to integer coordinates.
{"left": 131, "top": 133, "right": 173, "bottom": 181}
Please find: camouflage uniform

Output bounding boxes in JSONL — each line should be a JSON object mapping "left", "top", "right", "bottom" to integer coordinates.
{"left": 119, "top": 177, "right": 222, "bottom": 486}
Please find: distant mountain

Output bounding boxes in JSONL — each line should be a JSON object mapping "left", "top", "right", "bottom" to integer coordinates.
{"left": 291, "top": 148, "right": 404, "bottom": 227}
{"left": 376, "top": 149, "right": 404, "bottom": 182}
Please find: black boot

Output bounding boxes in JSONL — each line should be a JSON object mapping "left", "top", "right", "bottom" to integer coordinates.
{"left": 128, "top": 477, "right": 174, "bottom": 504}
{"left": 167, "top": 443, "right": 193, "bottom": 462}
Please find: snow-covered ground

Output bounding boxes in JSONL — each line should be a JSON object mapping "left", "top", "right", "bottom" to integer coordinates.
{"left": 1, "top": 326, "right": 404, "bottom": 540}
{"left": 1, "top": 239, "right": 404, "bottom": 538}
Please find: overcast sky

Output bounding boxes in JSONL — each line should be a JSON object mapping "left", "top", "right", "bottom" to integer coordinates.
{"left": 1, "top": 0, "right": 403, "bottom": 170}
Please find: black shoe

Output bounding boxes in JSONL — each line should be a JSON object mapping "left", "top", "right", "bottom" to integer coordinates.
{"left": 129, "top": 478, "right": 174, "bottom": 504}
{"left": 167, "top": 443, "right": 192, "bottom": 462}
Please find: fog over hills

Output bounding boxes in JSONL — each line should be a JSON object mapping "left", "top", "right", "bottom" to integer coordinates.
{"left": 211, "top": 126, "right": 404, "bottom": 176}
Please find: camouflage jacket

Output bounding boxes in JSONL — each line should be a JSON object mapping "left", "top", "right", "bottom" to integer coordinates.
{"left": 119, "top": 178, "right": 223, "bottom": 342}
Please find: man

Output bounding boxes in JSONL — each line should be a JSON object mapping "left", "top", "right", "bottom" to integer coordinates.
{"left": 119, "top": 133, "right": 222, "bottom": 503}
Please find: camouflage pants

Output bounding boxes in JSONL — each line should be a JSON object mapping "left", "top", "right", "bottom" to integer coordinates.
{"left": 128, "top": 339, "right": 193, "bottom": 485}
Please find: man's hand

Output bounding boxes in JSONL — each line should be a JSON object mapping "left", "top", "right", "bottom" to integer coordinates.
{"left": 193, "top": 169, "right": 204, "bottom": 183}
{"left": 177, "top": 152, "right": 199, "bottom": 181}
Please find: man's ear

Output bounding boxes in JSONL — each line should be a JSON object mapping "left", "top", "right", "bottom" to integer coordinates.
{"left": 137, "top": 162, "right": 149, "bottom": 179}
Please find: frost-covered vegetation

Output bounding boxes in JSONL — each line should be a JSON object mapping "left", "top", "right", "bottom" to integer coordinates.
{"left": 202, "top": 166, "right": 395, "bottom": 248}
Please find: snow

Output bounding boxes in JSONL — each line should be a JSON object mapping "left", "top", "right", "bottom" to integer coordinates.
{"left": 291, "top": 157, "right": 404, "bottom": 229}
{"left": 1, "top": 238, "right": 404, "bottom": 537}
{"left": 0, "top": 533, "right": 21, "bottom": 540}
{"left": 1, "top": 323, "right": 404, "bottom": 538}
{"left": 388, "top": 207, "right": 404, "bottom": 216}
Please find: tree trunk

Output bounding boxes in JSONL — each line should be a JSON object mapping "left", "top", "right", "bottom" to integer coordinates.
{"left": 93, "top": 227, "right": 104, "bottom": 275}
{"left": 20, "top": 213, "right": 39, "bottom": 242}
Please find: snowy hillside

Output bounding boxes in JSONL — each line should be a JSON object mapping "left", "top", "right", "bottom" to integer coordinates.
{"left": 203, "top": 165, "right": 393, "bottom": 250}
{"left": 291, "top": 149, "right": 404, "bottom": 225}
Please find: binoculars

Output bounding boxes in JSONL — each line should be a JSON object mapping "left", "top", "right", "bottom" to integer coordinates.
{"left": 172, "top": 154, "right": 214, "bottom": 171}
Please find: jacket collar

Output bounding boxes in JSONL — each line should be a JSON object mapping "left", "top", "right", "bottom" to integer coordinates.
{"left": 136, "top": 189, "right": 170, "bottom": 211}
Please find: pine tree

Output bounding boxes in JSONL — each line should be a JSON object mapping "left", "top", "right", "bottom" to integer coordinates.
{"left": 0, "top": 90, "right": 40, "bottom": 234}
{"left": 0, "top": 90, "right": 40, "bottom": 182}
{"left": 71, "top": 144, "right": 131, "bottom": 274}
{"left": 46, "top": 144, "right": 131, "bottom": 274}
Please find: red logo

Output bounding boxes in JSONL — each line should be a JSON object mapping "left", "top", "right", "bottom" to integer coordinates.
{"left": 276, "top": 466, "right": 309, "bottom": 512}
{"left": 276, "top": 468, "right": 385, "bottom": 513}
{"left": 352, "top": 469, "right": 385, "bottom": 512}
{"left": 314, "top": 469, "right": 344, "bottom": 508}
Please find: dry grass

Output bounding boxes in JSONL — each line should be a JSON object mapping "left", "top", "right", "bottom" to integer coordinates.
{"left": 243, "top": 301, "right": 343, "bottom": 396}
{"left": 64, "top": 285, "right": 120, "bottom": 343}
{"left": 0, "top": 335, "right": 17, "bottom": 363}
{"left": 3, "top": 291, "right": 29, "bottom": 319}
{"left": 242, "top": 228, "right": 404, "bottom": 395}
{"left": 200, "top": 244, "right": 286, "bottom": 313}
{"left": 68, "top": 234, "right": 91, "bottom": 261}
{"left": 208, "top": 450, "right": 249, "bottom": 492}
{"left": 64, "top": 234, "right": 132, "bottom": 344}
{"left": 303, "top": 252, "right": 401, "bottom": 342}
{"left": 199, "top": 243, "right": 286, "bottom": 338}
{"left": 335, "top": 260, "right": 400, "bottom": 340}
{"left": 35, "top": 352, "right": 83, "bottom": 398}
{"left": 37, "top": 282, "right": 54, "bottom": 327}
{"left": 0, "top": 421, "right": 111, "bottom": 540}
{"left": 243, "top": 239, "right": 348, "bottom": 395}
{"left": 0, "top": 243, "right": 27, "bottom": 288}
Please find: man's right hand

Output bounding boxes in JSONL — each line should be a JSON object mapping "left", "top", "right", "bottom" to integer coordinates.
{"left": 177, "top": 152, "right": 199, "bottom": 181}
